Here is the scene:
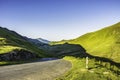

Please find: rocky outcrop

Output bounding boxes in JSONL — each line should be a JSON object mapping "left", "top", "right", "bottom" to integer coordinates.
{"left": 0, "top": 49, "right": 37, "bottom": 61}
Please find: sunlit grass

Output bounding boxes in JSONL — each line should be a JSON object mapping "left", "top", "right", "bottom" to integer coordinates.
{"left": 51, "top": 22, "right": 120, "bottom": 63}
{"left": 0, "top": 38, "right": 7, "bottom": 44}
{"left": 0, "top": 46, "right": 22, "bottom": 54}
{"left": 56, "top": 56, "right": 120, "bottom": 80}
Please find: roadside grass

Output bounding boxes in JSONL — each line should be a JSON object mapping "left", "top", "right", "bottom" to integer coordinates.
{"left": 0, "top": 61, "right": 20, "bottom": 66}
{"left": 0, "top": 58, "right": 40, "bottom": 66}
{"left": 0, "top": 61, "right": 30, "bottom": 66}
{"left": 56, "top": 56, "right": 120, "bottom": 80}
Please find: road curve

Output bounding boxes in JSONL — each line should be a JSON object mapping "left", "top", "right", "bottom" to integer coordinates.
{"left": 0, "top": 59, "right": 71, "bottom": 80}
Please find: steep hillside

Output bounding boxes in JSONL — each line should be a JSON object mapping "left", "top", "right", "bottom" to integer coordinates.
{"left": 0, "top": 27, "right": 47, "bottom": 62}
{"left": 51, "top": 22, "right": 120, "bottom": 62}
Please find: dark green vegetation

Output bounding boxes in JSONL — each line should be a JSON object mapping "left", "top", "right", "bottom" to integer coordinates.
{"left": 51, "top": 22, "right": 120, "bottom": 63}
{"left": 45, "top": 43, "right": 86, "bottom": 58}
{"left": 0, "top": 27, "right": 47, "bottom": 65}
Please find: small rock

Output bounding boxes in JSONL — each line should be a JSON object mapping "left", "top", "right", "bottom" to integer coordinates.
{"left": 103, "top": 72, "right": 109, "bottom": 75}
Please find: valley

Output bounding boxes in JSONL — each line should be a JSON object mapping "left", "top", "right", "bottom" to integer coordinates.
{"left": 0, "top": 22, "right": 120, "bottom": 80}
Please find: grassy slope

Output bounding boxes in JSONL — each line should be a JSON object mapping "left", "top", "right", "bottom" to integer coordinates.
{"left": 0, "top": 27, "right": 48, "bottom": 65}
{"left": 52, "top": 22, "right": 120, "bottom": 62}
{"left": 56, "top": 56, "right": 120, "bottom": 80}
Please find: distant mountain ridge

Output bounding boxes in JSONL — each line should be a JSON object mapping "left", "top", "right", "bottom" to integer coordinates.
{"left": 51, "top": 22, "right": 120, "bottom": 62}
{"left": 37, "top": 38, "right": 50, "bottom": 44}
{"left": 24, "top": 37, "right": 49, "bottom": 45}
{"left": 24, "top": 37, "right": 50, "bottom": 51}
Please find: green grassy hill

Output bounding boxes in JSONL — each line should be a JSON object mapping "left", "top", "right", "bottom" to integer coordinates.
{"left": 56, "top": 56, "right": 120, "bottom": 80}
{"left": 0, "top": 27, "right": 47, "bottom": 64}
{"left": 51, "top": 22, "right": 120, "bottom": 63}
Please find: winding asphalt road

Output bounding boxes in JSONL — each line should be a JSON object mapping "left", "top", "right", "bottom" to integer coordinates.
{"left": 0, "top": 59, "right": 71, "bottom": 80}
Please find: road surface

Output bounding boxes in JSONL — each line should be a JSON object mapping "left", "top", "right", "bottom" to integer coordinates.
{"left": 0, "top": 59, "right": 71, "bottom": 80}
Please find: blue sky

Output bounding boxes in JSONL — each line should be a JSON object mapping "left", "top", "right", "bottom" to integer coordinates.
{"left": 0, "top": 0, "right": 120, "bottom": 41}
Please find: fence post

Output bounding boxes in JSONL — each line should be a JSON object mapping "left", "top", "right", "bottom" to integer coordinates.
{"left": 86, "top": 56, "right": 88, "bottom": 69}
